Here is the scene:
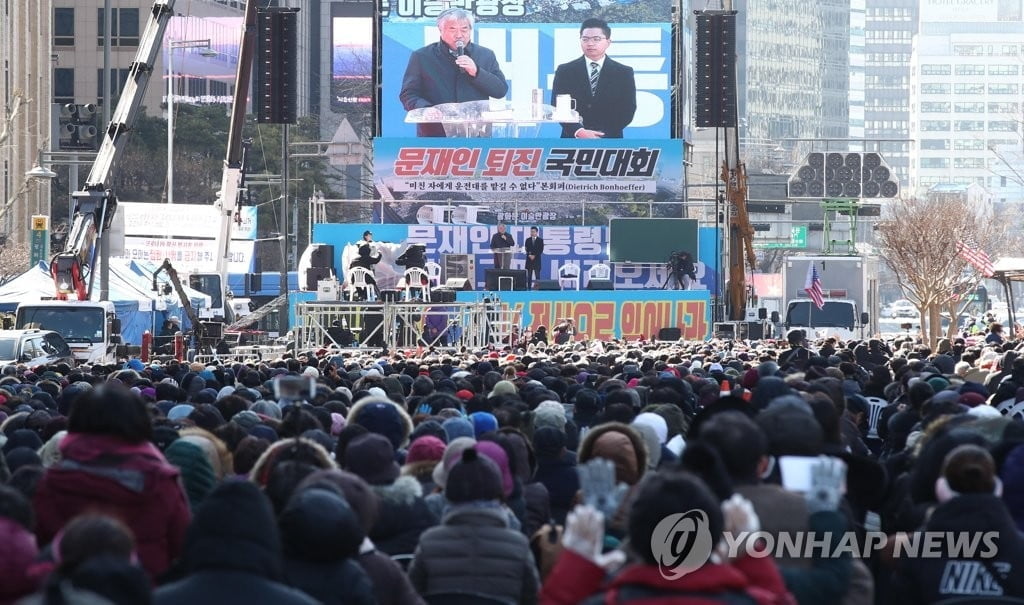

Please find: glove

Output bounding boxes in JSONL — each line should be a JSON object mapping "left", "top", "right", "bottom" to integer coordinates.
{"left": 562, "top": 505, "right": 605, "bottom": 563}
{"left": 577, "top": 458, "right": 629, "bottom": 519}
{"left": 805, "top": 455, "right": 847, "bottom": 514}
{"left": 715, "top": 494, "right": 761, "bottom": 562}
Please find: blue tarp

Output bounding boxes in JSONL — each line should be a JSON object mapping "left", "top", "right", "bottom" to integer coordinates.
{"left": 0, "top": 260, "right": 210, "bottom": 345}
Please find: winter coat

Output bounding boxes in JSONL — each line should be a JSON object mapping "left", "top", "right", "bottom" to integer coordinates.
{"left": 33, "top": 433, "right": 190, "bottom": 579}
{"left": 0, "top": 518, "right": 39, "bottom": 604}
{"left": 408, "top": 504, "right": 540, "bottom": 604}
{"left": 153, "top": 481, "right": 318, "bottom": 605}
{"left": 540, "top": 549, "right": 794, "bottom": 605}
{"left": 358, "top": 546, "right": 426, "bottom": 605}
{"left": 369, "top": 475, "right": 438, "bottom": 556}
{"left": 888, "top": 494, "right": 1024, "bottom": 604}
{"left": 534, "top": 451, "right": 579, "bottom": 525}
{"left": 279, "top": 488, "right": 376, "bottom": 605}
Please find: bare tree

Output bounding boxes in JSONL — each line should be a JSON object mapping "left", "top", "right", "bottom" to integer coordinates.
{"left": 876, "top": 196, "right": 1005, "bottom": 348}
{"left": 0, "top": 241, "right": 29, "bottom": 286}
{"left": 0, "top": 91, "right": 37, "bottom": 226}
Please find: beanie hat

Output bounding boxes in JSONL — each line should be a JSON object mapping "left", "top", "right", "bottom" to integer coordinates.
{"left": 476, "top": 440, "right": 514, "bottom": 498}
{"left": 488, "top": 380, "right": 517, "bottom": 399}
{"left": 432, "top": 436, "right": 477, "bottom": 489}
{"left": 937, "top": 444, "right": 1000, "bottom": 502}
{"left": 469, "top": 412, "right": 498, "bottom": 437}
{"left": 168, "top": 404, "right": 195, "bottom": 422}
{"left": 231, "top": 410, "right": 261, "bottom": 432}
{"left": 633, "top": 412, "right": 669, "bottom": 445}
{"left": 165, "top": 440, "right": 216, "bottom": 509}
{"left": 405, "top": 435, "right": 446, "bottom": 465}
{"left": 442, "top": 417, "right": 474, "bottom": 443}
{"left": 444, "top": 447, "right": 503, "bottom": 503}
{"left": 345, "top": 433, "right": 400, "bottom": 486}
{"left": 533, "top": 401, "right": 566, "bottom": 431}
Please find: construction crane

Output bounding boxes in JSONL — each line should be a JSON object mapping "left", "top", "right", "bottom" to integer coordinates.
{"left": 723, "top": 140, "right": 756, "bottom": 321}
{"left": 50, "top": 0, "right": 175, "bottom": 300}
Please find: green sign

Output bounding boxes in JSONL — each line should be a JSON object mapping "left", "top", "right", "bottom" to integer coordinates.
{"left": 754, "top": 225, "right": 808, "bottom": 249}
{"left": 29, "top": 215, "right": 49, "bottom": 268}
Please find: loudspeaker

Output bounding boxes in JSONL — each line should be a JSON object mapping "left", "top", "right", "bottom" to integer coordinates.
{"left": 485, "top": 269, "right": 527, "bottom": 291}
{"left": 443, "top": 278, "right": 473, "bottom": 291}
{"left": 746, "top": 321, "right": 766, "bottom": 339}
{"left": 443, "top": 254, "right": 474, "bottom": 280}
{"left": 255, "top": 7, "right": 299, "bottom": 123}
{"left": 758, "top": 307, "right": 767, "bottom": 320}
{"left": 245, "top": 273, "right": 262, "bottom": 293}
{"left": 535, "top": 280, "right": 561, "bottom": 291}
{"left": 770, "top": 311, "right": 780, "bottom": 323}
{"left": 658, "top": 327, "right": 682, "bottom": 341}
{"left": 431, "top": 288, "right": 456, "bottom": 303}
{"left": 694, "top": 12, "right": 737, "bottom": 128}
{"left": 305, "top": 267, "right": 331, "bottom": 291}
{"left": 586, "top": 279, "right": 614, "bottom": 290}
{"left": 309, "top": 244, "right": 335, "bottom": 269}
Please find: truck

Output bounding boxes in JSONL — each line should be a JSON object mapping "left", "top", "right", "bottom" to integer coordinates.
{"left": 781, "top": 255, "right": 879, "bottom": 342}
{"left": 14, "top": 301, "right": 123, "bottom": 364}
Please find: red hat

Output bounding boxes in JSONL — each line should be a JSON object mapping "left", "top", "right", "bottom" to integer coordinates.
{"left": 455, "top": 389, "right": 475, "bottom": 401}
{"left": 406, "top": 436, "right": 446, "bottom": 464}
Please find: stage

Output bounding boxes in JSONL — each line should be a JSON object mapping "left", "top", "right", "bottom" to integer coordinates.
{"left": 291, "top": 289, "right": 711, "bottom": 349}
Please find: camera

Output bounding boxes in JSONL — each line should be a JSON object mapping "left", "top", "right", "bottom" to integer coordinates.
{"left": 273, "top": 375, "right": 317, "bottom": 402}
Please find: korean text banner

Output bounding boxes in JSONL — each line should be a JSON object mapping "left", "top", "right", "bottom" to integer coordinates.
{"left": 380, "top": 0, "right": 672, "bottom": 139}
{"left": 374, "top": 138, "right": 683, "bottom": 199}
{"left": 453, "top": 289, "right": 711, "bottom": 341}
{"left": 311, "top": 223, "right": 719, "bottom": 295}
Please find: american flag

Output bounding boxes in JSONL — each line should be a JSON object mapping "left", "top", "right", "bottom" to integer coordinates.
{"left": 956, "top": 236, "right": 994, "bottom": 277}
{"left": 804, "top": 263, "right": 825, "bottom": 310}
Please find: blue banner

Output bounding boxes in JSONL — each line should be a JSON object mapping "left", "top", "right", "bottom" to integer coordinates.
{"left": 311, "top": 223, "right": 720, "bottom": 295}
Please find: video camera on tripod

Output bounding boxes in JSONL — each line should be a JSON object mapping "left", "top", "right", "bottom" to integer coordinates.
{"left": 663, "top": 250, "right": 697, "bottom": 290}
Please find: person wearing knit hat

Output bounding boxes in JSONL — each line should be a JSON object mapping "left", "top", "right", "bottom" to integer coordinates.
{"left": 889, "top": 444, "right": 1024, "bottom": 602}
{"left": 408, "top": 446, "right": 539, "bottom": 603}
{"left": 488, "top": 380, "right": 517, "bottom": 399}
{"left": 164, "top": 440, "right": 217, "bottom": 510}
{"left": 468, "top": 411, "right": 498, "bottom": 438}
{"left": 346, "top": 396, "right": 413, "bottom": 451}
{"left": 533, "top": 400, "right": 566, "bottom": 432}
{"left": 231, "top": 410, "right": 262, "bottom": 432}
{"left": 401, "top": 435, "right": 446, "bottom": 493}
{"left": 167, "top": 404, "right": 195, "bottom": 423}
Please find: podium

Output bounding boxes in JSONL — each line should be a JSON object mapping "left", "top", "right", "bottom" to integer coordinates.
{"left": 405, "top": 100, "right": 580, "bottom": 138}
{"left": 493, "top": 249, "right": 514, "bottom": 270}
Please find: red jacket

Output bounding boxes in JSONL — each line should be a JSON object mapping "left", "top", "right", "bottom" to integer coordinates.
{"left": 541, "top": 550, "right": 795, "bottom": 605}
{"left": 33, "top": 433, "right": 191, "bottom": 579}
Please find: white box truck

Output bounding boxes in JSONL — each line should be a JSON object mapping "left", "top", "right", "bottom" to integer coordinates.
{"left": 781, "top": 255, "right": 879, "bottom": 342}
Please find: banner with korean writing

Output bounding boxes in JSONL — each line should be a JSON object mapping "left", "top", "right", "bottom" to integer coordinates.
{"left": 118, "top": 237, "right": 255, "bottom": 274}
{"left": 380, "top": 0, "right": 672, "bottom": 139}
{"left": 118, "top": 202, "right": 258, "bottom": 240}
{"left": 374, "top": 137, "right": 683, "bottom": 202}
{"left": 312, "top": 223, "right": 719, "bottom": 295}
{"left": 454, "top": 289, "right": 711, "bottom": 341}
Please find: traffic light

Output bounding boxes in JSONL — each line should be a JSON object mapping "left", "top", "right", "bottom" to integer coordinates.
{"left": 787, "top": 152, "right": 900, "bottom": 199}
{"left": 56, "top": 103, "right": 99, "bottom": 150}
{"left": 255, "top": 7, "right": 299, "bottom": 124}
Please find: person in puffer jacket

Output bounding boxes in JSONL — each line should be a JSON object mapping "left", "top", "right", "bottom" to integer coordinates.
{"left": 409, "top": 447, "right": 540, "bottom": 604}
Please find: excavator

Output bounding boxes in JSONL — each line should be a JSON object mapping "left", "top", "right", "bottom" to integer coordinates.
{"left": 50, "top": 0, "right": 175, "bottom": 300}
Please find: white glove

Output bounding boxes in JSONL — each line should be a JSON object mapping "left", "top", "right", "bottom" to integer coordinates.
{"left": 577, "top": 458, "right": 629, "bottom": 519}
{"left": 562, "top": 504, "right": 605, "bottom": 563}
{"left": 806, "top": 456, "right": 847, "bottom": 514}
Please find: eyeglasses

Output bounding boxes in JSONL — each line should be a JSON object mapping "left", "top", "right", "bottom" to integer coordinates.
{"left": 580, "top": 36, "right": 607, "bottom": 43}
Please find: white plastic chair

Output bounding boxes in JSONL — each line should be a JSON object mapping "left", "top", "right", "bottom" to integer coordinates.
{"left": 587, "top": 263, "right": 611, "bottom": 287}
{"left": 403, "top": 267, "right": 431, "bottom": 302}
{"left": 558, "top": 262, "right": 581, "bottom": 291}
{"left": 424, "top": 261, "right": 443, "bottom": 288}
{"left": 345, "top": 267, "right": 377, "bottom": 302}
{"left": 864, "top": 396, "right": 887, "bottom": 440}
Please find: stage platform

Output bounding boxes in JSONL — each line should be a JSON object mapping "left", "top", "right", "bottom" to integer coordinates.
{"left": 291, "top": 289, "right": 710, "bottom": 348}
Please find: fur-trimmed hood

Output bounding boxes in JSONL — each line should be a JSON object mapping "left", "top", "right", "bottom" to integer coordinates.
{"left": 347, "top": 396, "right": 414, "bottom": 450}
{"left": 372, "top": 474, "right": 423, "bottom": 507}
{"left": 577, "top": 421, "right": 647, "bottom": 486}
{"left": 248, "top": 437, "right": 337, "bottom": 486}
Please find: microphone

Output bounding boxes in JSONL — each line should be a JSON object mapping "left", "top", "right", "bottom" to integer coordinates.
{"left": 455, "top": 40, "right": 466, "bottom": 73}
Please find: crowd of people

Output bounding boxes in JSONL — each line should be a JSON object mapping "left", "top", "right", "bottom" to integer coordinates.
{"left": 1, "top": 323, "right": 1024, "bottom": 604}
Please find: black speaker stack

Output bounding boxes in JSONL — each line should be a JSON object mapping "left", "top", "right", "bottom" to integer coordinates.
{"left": 694, "top": 11, "right": 738, "bottom": 128}
{"left": 305, "top": 244, "right": 336, "bottom": 292}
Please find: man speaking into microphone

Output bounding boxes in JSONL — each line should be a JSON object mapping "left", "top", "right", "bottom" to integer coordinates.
{"left": 400, "top": 9, "right": 508, "bottom": 137}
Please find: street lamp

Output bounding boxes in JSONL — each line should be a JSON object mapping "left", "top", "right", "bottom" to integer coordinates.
{"left": 167, "top": 39, "right": 215, "bottom": 205}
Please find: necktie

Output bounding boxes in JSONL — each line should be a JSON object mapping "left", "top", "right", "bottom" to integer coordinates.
{"left": 589, "top": 61, "right": 599, "bottom": 95}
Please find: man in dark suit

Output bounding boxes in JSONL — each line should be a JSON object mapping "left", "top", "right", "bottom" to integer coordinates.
{"left": 524, "top": 226, "right": 544, "bottom": 289}
{"left": 551, "top": 18, "right": 637, "bottom": 139}
{"left": 399, "top": 8, "right": 509, "bottom": 137}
